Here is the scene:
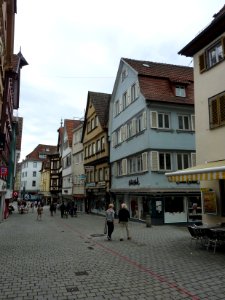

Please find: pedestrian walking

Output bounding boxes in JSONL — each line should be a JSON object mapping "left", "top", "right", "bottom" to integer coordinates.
{"left": 118, "top": 203, "right": 131, "bottom": 241}
{"left": 105, "top": 203, "right": 115, "bottom": 241}
{"left": 36, "top": 204, "right": 43, "bottom": 221}
{"left": 49, "top": 201, "right": 55, "bottom": 216}
{"left": 60, "top": 201, "right": 66, "bottom": 218}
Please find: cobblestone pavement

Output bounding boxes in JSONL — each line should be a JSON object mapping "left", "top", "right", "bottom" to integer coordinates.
{"left": 1, "top": 206, "right": 225, "bottom": 300}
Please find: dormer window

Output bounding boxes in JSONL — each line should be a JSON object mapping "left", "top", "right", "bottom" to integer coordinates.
{"left": 175, "top": 85, "right": 186, "bottom": 97}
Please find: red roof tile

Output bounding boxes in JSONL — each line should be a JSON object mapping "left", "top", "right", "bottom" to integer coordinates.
{"left": 123, "top": 58, "right": 194, "bottom": 105}
{"left": 64, "top": 119, "right": 82, "bottom": 147}
{"left": 25, "top": 144, "right": 57, "bottom": 161}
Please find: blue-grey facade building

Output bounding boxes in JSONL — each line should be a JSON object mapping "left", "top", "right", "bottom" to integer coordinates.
{"left": 108, "top": 58, "right": 200, "bottom": 224}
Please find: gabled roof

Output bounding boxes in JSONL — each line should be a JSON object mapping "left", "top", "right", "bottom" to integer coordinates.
{"left": 122, "top": 58, "right": 194, "bottom": 105}
{"left": 88, "top": 91, "right": 111, "bottom": 127}
{"left": 179, "top": 5, "right": 225, "bottom": 57}
{"left": 81, "top": 91, "right": 111, "bottom": 141}
{"left": 64, "top": 119, "right": 82, "bottom": 147}
{"left": 25, "top": 144, "right": 57, "bottom": 161}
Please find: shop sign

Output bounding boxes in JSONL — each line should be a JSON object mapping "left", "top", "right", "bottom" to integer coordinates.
{"left": 98, "top": 181, "right": 106, "bottom": 187}
{"left": 0, "top": 166, "right": 8, "bottom": 176}
{"left": 85, "top": 166, "right": 94, "bottom": 171}
{"left": 128, "top": 177, "right": 140, "bottom": 186}
{"left": 86, "top": 182, "right": 96, "bottom": 187}
{"left": 202, "top": 191, "right": 217, "bottom": 215}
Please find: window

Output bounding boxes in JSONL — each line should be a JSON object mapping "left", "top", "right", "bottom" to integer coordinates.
{"left": 33, "top": 162, "right": 37, "bottom": 168}
{"left": 199, "top": 37, "right": 225, "bottom": 72}
{"left": 175, "top": 86, "right": 186, "bottom": 97}
{"left": 159, "top": 153, "right": 171, "bottom": 171}
{"left": 121, "top": 68, "right": 128, "bottom": 82}
{"left": 87, "top": 121, "right": 91, "bottom": 133}
{"left": 178, "top": 115, "right": 190, "bottom": 130}
{"left": 177, "top": 153, "right": 189, "bottom": 170}
{"left": 99, "top": 168, "right": 103, "bottom": 181}
{"left": 115, "top": 100, "right": 119, "bottom": 116}
{"left": 150, "top": 111, "right": 170, "bottom": 129}
{"left": 88, "top": 144, "right": 92, "bottom": 156}
{"left": 208, "top": 41, "right": 223, "bottom": 68}
{"left": 32, "top": 181, "right": 36, "bottom": 187}
{"left": 158, "top": 113, "right": 170, "bottom": 129}
{"left": 131, "top": 83, "right": 136, "bottom": 102}
{"left": 123, "top": 92, "right": 127, "bottom": 109}
{"left": 91, "top": 118, "right": 95, "bottom": 130}
{"left": 117, "top": 161, "right": 122, "bottom": 176}
{"left": 96, "top": 139, "right": 101, "bottom": 152}
{"left": 209, "top": 92, "right": 225, "bottom": 129}
{"left": 101, "top": 136, "right": 105, "bottom": 150}
{"left": 92, "top": 142, "right": 96, "bottom": 155}
{"left": 33, "top": 171, "right": 37, "bottom": 177}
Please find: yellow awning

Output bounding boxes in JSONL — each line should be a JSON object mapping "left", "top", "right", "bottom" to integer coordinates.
{"left": 166, "top": 160, "right": 225, "bottom": 183}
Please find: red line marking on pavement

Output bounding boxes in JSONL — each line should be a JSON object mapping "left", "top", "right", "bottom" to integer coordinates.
{"left": 57, "top": 219, "right": 200, "bottom": 300}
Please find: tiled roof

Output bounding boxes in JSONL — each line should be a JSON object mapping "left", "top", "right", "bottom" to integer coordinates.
{"left": 213, "top": 4, "right": 225, "bottom": 19}
{"left": 88, "top": 91, "right": 111, "bottom": 127}
{"left": 64, "top": 119, "right": 82, "bottom": 147}
{"left": 25, "top": 144, "right": 57, "bottom": 161}
{"left": 123, "top": 58, "right": 194, "bottom": 105}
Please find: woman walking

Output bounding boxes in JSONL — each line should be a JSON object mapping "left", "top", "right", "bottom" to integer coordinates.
{"left": 105, "top": 204, "right": 115, "bottom": 241}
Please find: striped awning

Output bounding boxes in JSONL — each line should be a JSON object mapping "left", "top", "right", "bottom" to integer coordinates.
{"left": 166, "top": 160, "right": 225, "bottom": 183}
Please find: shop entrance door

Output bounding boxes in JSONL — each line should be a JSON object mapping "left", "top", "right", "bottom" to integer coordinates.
{"left": 150, "top": 198, "right": 164, "bottom": 225}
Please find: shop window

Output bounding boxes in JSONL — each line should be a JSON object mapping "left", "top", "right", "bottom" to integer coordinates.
{"left": 165, "top": 196, "right": 184, "bottom": 213}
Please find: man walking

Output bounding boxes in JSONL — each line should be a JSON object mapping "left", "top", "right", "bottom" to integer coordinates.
{"left": 118, "top": 203, "right": 131, "bottom": 241}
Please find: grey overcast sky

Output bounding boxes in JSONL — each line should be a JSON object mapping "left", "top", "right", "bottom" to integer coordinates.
{"left": 14, "top": 0, "right": 225, "bottom": 161}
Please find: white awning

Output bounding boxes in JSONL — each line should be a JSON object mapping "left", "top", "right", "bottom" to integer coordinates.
{"left": 166, "top": 160, "right": 225, "bottom": 183}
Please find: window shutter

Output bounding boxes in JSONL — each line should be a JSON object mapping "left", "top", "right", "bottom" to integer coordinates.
{"left": 222, "top": 37, "right": 225, "bottom": 57}
{"left": 111, "top": 132, "right": 115, "bottom": 147}
{"left": 142, "top": 111, "right": 147, "bottom": 129}
{"left": 209, "top": 98, "right": 219, "bottom": 128}
{"left": 191, "top": 115, "right": 195, "bottom": 131}
{"left": 136, "top": 80, "right": 140, "bottom": 98}
{"left": 150, "top": 151, "right": 159, "bottom": 171}
{"left": 142, "top": 152, "right": 148, "bottom": 171}
{"left": 199, "top": 53, "right": 206, "bottom": 73}
{"left": 150, "top": 111, "right": 158, "bottom": 128}
{"left": 127, "top": 87, "right": 131, "bottom": 106}
{"left": 113, "top": 162, "right": 117, "bottom": 177}
{"left": 123, "top": 124, "right": 128, "bottom": 140}
{"left": 191, "top": 153, "right": 196, "bottom": 167}
{"left": 119, "top": 97, "right": 123, "bottom": 113}
{"left": 219, "top": 95, "right": 225, "bottom": 125}
{"left": 132, "top": 118, "right": 136, "bottom": 136}
{"left": 122, "top": 159, "right": 127, "bottom": 175}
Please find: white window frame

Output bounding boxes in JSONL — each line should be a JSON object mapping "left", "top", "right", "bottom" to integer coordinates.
{"left": 175, "top": 85, "right": 186, "bottom": 97}
{"left": 178, "top": 115, "right": 191, "bottom": 130}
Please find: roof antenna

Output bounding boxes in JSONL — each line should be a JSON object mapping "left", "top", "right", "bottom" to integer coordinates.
{"left": 60, "top": 118, "right": 63, "bottom": 127}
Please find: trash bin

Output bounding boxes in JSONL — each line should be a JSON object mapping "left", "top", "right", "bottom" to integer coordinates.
{"left": 146, "top": 214, "right": 151, "bottom": 227}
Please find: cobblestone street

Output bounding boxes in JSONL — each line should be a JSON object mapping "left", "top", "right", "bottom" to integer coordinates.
{"left": 1, "top": 206, "right": 225, "bottom": 300}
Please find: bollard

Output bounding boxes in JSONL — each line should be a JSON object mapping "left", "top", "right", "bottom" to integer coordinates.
{"left": 146, "top": 214, "right": 151, "bottom": 227}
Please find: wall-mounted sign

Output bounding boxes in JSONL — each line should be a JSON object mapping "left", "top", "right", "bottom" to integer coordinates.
{"left": 202, "top": 191, "right": 217, "bottom": 215}
{"left": 0, "top": 166, "right": 8, "bottom": 176}
{"left": 85, "top": 166, "right": 94, "bottom": 171}
{"left": 128, "top": 177, "right": 140, "bottom": 186}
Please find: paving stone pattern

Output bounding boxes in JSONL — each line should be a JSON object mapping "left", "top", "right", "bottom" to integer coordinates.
{"left": 0, "top": 206, "right": 225, "bottom": 300}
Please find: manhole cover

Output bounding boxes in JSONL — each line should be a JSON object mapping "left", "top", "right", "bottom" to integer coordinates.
{"left": 66, "top": 287, "right": 79, "bottom": 292}
{"left": 90, "top": 234, "right": 105, "bottom": 237}
{"left": 75, "top": 271, "right": 88, "bottom": 276}
{"left": 88, "top": 246, "right": 94, "bottom": 250}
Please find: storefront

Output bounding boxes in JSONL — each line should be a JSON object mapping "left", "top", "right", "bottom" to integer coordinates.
{"left": 166, "top": 160, "right": 225, "bottom": 225}
{"left": 111, "top": 190, "right": 200, "bottom": 225}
